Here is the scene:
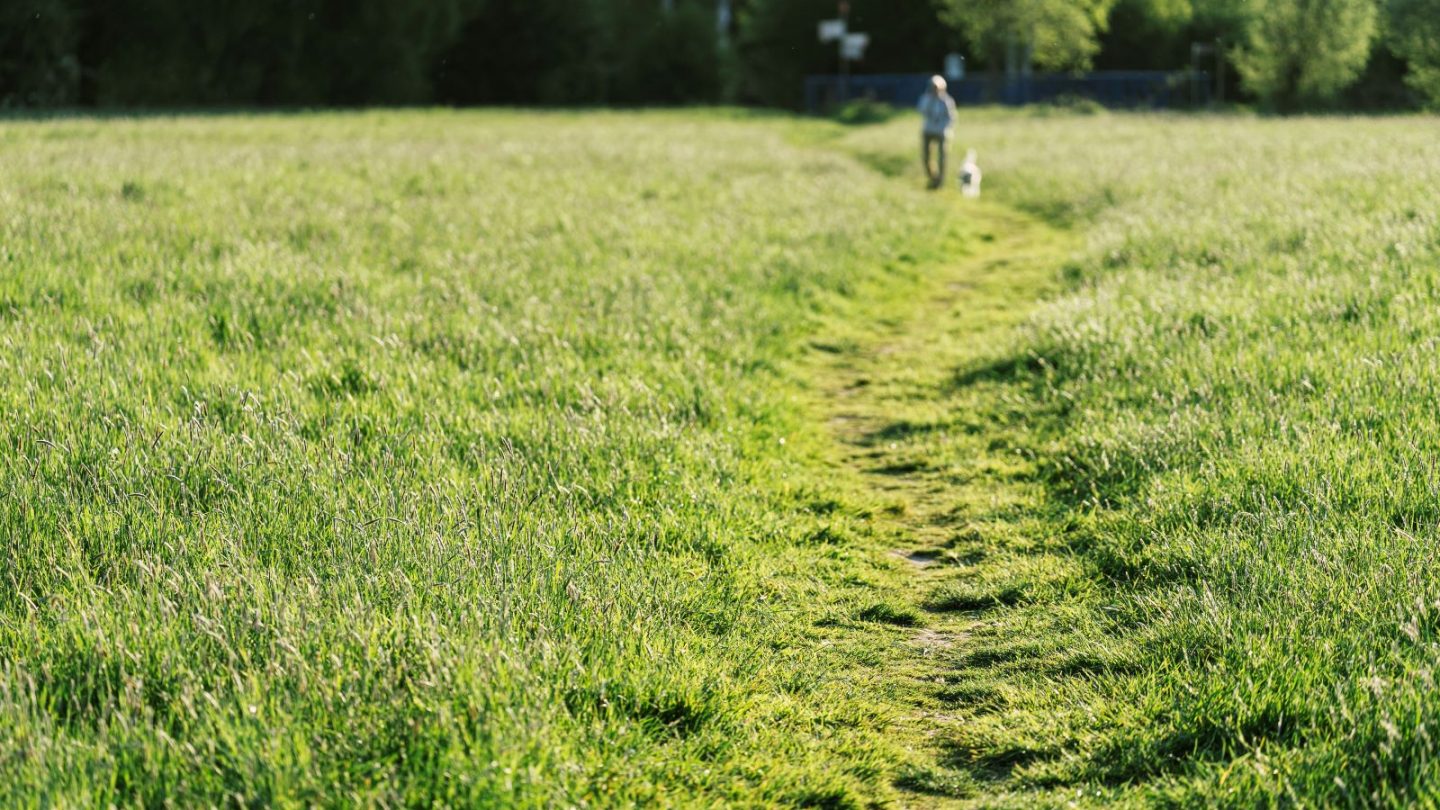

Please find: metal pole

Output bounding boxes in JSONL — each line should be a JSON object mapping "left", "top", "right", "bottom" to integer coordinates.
{"left": 716, "top": 0, "right": 732, "bottom": 41}
{"left": 1216, "top": 37, "right": 1225, "bottom": 106}
{"left": 1004, "top": 33, "right": 1018, "bottom": 105}
{"left": 1191, "top": 43, "right": 1199, "bottom": 107}
{"left": 838, "top": 2, "right": 850, "bottom": 104}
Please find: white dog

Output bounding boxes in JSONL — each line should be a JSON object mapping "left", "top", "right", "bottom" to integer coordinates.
{"left": 959, "top": 149, "right": 982, "bottom": 198}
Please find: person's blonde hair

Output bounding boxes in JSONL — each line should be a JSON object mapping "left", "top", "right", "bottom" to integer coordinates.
{"left": 931, "top": 75, "right": 947, "bottom": 92}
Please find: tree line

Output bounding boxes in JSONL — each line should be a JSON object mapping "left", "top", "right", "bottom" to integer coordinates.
{"left": 1, "top": 0, "right": 1437, "bottom": 110}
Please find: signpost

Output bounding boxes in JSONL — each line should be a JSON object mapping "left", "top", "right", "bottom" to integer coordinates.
{"left": 841, "top": 33, "right": 869, "bottom": 61}
{"left": 717, "top": 0, "right": 732, "bottom": 40}
{"left": 1191, "top": 38, "right": 1225, "bottom": 107}
{"left": 945, "top": 53, "right": 965, "bottom": 82}
{"left": 817, "top": 2, "right": 867, "bottom": 104}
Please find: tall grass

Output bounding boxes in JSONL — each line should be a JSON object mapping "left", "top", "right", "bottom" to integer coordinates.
{"left": 0, "top": 110, "right": 961, "bottom": 805}
{"left": 844, "top": 110, "right": 1440, "bottom": 804}
{"left": 10, "top": 105, "right": 1440, "bottom": 806}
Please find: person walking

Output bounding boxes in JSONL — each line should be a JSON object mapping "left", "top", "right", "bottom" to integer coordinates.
{"left": 918, "top": 75, "right": 957, "bottom": 190}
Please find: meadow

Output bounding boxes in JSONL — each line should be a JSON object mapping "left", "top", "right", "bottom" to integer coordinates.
{"left": 836, "top": 110, "right": 1440, "bottom": 805}
{"left": 0, "top": 110, "right": 968, "bottom": 806}
{"left": 2, "top": 107, "right": 1440, "bottom": 808}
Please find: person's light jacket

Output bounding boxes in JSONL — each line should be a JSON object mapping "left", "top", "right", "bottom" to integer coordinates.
{"left": 918, "top": 92, "right": 956, "bottom": 137}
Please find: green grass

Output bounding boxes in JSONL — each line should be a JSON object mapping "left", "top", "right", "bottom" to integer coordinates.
{"left": 0, "top": 109, "right": 973, "bottom": 806}
{"left": 831, "top": 110, "right": 1440, "bottom": 806}
{"left": 5, "top": 106, "right": 1440, "bottom": 807}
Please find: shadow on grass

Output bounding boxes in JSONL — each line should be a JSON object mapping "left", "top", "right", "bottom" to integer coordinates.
{"left": 563, "top": 683, "right": 720, "bottom": 740}
{"left": 894, "top": 764, "right": 978, "bottom": 798}
{"left": 927, "top": 583, "right": 1027, "bottom": 613}
{"left": 862, "top": 419, "right": 948, "bottom": 446}
{"left": 942, "top": 739, "right": 1063, "bottom": 783}
{"left": 947, "top": 352, "right": 1054, "bottom": 391}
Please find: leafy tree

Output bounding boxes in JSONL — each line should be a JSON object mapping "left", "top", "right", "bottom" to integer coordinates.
{"left": 437, "top": 0, "right": 724, "bottom": 105}
{"left": 734, "top": 0, "right": 837, "bottom": 106}
{"left": 937, "top": 0, "right": 1119, "bottom": 72}
{"left": 1096, "top": 0, "right": 1193, "bottom": 69}
{"left": 597, "top": 0, "right": 723, "bottom": 103}
{"left": 1232, "top": 0, "right": 1379, "bottom": 109}
{"left": 435, "top": 0, "right": 606, "bottom": 104}
{"left": 1, "top": 0, "right": 1427, "bottom": 109}
{"left": 71, "top": 0, "right": 474, "bottom": 105}
{"left": 1385, "top": 0, "right": 1440, "bottom": 107}
{"left": 0, "top": 0, "right": 79, "bottom": 106}
{"left": 311, "top": 0, "right": 474, "bottom": 104}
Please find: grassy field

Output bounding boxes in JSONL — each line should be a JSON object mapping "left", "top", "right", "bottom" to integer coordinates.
{"left": 3, "top": 107, "right": 1440, "bottom": 807}
{"left": 835, "top": 110, "right": 1440, "bottom": 806}
{"left": 0, "top": 110, "right": 972, "bottom": 806}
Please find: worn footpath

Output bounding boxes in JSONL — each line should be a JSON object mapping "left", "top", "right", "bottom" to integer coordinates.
{"left": 794, "top": 198, "right": 1085, "bottom": 806}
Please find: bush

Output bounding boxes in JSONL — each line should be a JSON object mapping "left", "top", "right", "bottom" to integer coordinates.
{"left": 1233, "top": 0, "right": 1379, "bottom": 109}
{"left": 832, "top": 98, "right": 902, "bottom": 125}
{"left": 1386, "top": 0, "right": 1440, "bottom": 109}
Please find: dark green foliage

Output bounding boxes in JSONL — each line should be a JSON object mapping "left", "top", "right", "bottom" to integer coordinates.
{"left": 7, "top": 0, "right": 724, "bottom": 107}
{"left": 65, "top": 0, "right": 474, "bottom": 105}
{"left": 0, "top": 0, "right": 79, "bottom": 105}
{"left": 1386, "top": 0, "right": 1440, "bottom": 107}
{"left": 732, "top": 0, "right": 836, "bottom": 107}
{"left": 434, "top": 0, "right": 605, "bottom": 104}
{"left": 606, "top": 1, "right": 723, "bottom": 104}
{"left": 0, "top": 0, "right": 1435, "bottom": 109}
{"left": 1342, "top": 46, "right": 1416, "bottom": 110}
{"left": 1095, "top": 0, "right": 1193, "bottom": 70}
{"left": 442, "top": 0, "right": 724, "bottom": 105}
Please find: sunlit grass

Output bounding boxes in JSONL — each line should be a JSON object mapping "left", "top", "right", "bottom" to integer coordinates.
{"left": 7, "top": 105, "right": 1440, "bottom": 807}
{"left": 0, "top": 109, "right": 966, "bottom": 806}
{"left": 838, "top": 109, "right": 1440, "bottom": 806}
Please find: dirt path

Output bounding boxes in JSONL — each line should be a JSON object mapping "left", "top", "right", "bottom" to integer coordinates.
{"left": 798, "top": 200, "right": 1076, "bottom": 805}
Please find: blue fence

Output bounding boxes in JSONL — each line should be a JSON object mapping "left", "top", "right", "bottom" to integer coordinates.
{"left": 804, "top": 71, "right": 1202, "bottom": 112}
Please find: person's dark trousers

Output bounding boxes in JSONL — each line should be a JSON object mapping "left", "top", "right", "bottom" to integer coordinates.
{"left": 922, "top": 133, "right": 948, "bottom": 189}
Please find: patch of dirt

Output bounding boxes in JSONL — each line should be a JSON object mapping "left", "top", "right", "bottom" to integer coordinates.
{"left": 892, "top": 549, "right": 942, "bottom": 568}
{"left": 912, "top": 629, "right": 963, "bottom": 651}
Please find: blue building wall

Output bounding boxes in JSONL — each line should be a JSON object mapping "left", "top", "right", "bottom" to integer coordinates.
{"left": 804, "top": 72, "right": 1203, "bottom": 111}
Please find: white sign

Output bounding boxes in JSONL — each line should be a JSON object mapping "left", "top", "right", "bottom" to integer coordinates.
{"left": 841, "top": 32, "right": 869, "bottom": 60}
{"left": 945, "top": 53, "right": 965, "bottom": 80}
{"left": 818, "top": 19, "right": 846, "bottom": 42}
